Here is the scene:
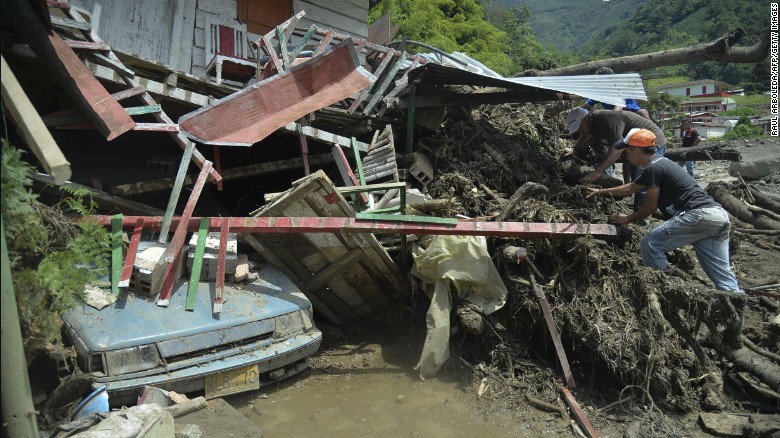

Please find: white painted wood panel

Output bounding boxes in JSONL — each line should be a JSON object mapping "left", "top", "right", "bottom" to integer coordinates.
{"left": 293, "top": 0, "right": 368, "bottom": 39}
{"left": 197, "top": 0, "right": 237, "bottom": 17}
{"left": 71, "top": 0, "right": 175, "bottom": 63}
{"left": 194, "top": 28, "right": 206, "bottom": 49}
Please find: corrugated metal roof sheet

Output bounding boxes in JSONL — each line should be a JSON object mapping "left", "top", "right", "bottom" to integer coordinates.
{"left": 408, "top": 63, "right": 647, "bottom": 106}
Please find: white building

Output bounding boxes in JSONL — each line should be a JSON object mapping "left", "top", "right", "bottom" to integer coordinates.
{"left": 656, "top": 79, "right": 734, "bottom": 97}
{"left": 70, "top": 0, "right": 369, "bottom": 86}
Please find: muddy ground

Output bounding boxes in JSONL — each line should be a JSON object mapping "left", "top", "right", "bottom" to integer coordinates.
{"left": 232, "top": 105, "right": 780, "bottom": 437}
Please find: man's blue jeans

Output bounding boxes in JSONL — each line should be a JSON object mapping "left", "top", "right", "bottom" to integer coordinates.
{"left": 640, "top": 206, "right": 742, "bottom": 292}
{"left": 677, "top": 160, "right": 695, "bottom": 177}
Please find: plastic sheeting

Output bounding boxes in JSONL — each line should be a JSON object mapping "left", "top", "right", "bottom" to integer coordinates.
{"left": 412, "top": 235, "right": 507, "bottom": 379}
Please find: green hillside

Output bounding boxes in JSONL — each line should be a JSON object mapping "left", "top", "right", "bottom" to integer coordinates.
{"left": 495, "top": 0, "right": 647, "bottom": 52}
{"left": 499, "top": 0, "right": 768, "bottom": 87}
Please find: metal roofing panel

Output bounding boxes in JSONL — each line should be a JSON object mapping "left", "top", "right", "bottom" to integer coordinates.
{"left": 408, "top": 63, "right": 647, "bottom": 106}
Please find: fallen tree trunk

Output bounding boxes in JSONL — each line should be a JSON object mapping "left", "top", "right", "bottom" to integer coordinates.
{"left": 564, "top": 165, "right": 625, "bottom": 189}
{"left": 707, "top": 182, "right": 780, "bottom": 230}
{"left": 749, "top": 187, "right": 780, "bottom": 214}
{"left": 498, "top": 182, "right": 549, "bottom": 220}
{"left": 521, "top": 27, "right": 769, "bottom": 76}
{"left": 663, "top": 142, "right": 741, "bottom": 162}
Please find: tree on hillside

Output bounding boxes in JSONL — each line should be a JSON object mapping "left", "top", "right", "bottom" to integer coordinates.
{"left": 480, "top": 2, "right": 575, "bottom": 73}
{"left": 521, "top": 28, "right": 769, "bottom": 77}
{"left": 369, "top": 0, "right": 513, "bottom": 76}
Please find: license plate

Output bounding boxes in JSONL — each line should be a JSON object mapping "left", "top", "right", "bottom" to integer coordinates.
{"left": 205, "top": 365, "right": 260, "bottom": 399}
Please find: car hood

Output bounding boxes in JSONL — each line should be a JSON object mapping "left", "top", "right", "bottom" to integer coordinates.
{"left": 63, "top": 265, "right": 312, "bottom": 352}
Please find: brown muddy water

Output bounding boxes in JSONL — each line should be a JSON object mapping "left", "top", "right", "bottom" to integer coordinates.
{"left": 226, "top": 319, "right": 568, "bottom": 437}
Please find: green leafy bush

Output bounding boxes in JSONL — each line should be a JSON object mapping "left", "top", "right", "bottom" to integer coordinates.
{"left": 1, "top": 140, "right": 110, "bottom": 349}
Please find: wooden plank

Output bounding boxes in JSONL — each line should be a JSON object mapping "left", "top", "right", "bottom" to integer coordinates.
{"left": 158, "top": 141, "right": 196, "bottom": 242}
{"left": 186, "top": 217, "right": 210, "bottom": 311}
{"left": 111, "top": 86, "right": 147, "bottom": 101}
{"left": 348, "top": 48, "right": 393, "bottom": 113}
{"left": 561, "top": 388, "right": 599, "bottom": 438}
{"left": 119, "top": 218, "right": 144, "bottom": 288}
{"left": 64, "top": 40, "right": 111, "bottom": 51}
{"left": 99, "top": 216, "right": 619, "bottom": 240}
{"left": 29, "top": 173, "right": 165, "bottom": 217}
{"left": 351, "top": 137, "right": 365, "bottom": 186}
{"left": 531, "top": 273, "right": 575, "bottom": 388}
{"left": 132, "top": 123, "right": 180, "bottom": 132}
{"left": 213, "top": 221, "right": 229, "bottom": 313}
{"left": 111, "top": 154, "right": 332, "bottom": 196}
{"left": 285, "top": 123, "right": 369, "bottom": 152}
{"left": 65, "top": 8, "right": 221, "bottom": 183}
{"left": 84, "top": 52, "right": 136, "bottom": 78}
{"left": 178, "top": 40, "right": 373, "bottom": 146}
{"left": 50, "top": 15, "right": 90, "bottom": 31}
{"left": 355, "top": 213, "right": 457, "bottom": 224}
{"left": 111, "top": 214, "right": 123, "bottom": 294}
{"left": 46, "top": 0, "right": 71, "bottom": 9}
{"left": 6, "top": 0, "right": 135, "bottom": 140}
{"left": 281, "top": 202, "right": 376, "bottom": 317}
{"left": 124, "top": 105, "right": 162, "bottom": 116}
{"left": 1, "top": 56, "right": 71, "bottom": 184}
{"left": 296, "top": 124, "right": 310, "bottom": 175}
{"left": 304, "top": 248, "right": 364, "bottom": 290}
{"left": 363, "top": 53, "right": 406, "bottom": 115}
{"left": 242, "top": 235, "right": 346, "bottom": 325}
{"left": 156, "top": 161, "right": 213, "bottom": 306}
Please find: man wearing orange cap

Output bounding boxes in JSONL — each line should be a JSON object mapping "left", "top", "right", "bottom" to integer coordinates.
{"left": 586, "top": 128, "right": 742, "bottom": 294}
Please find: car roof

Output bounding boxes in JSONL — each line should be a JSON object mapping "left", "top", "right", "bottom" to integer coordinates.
{"left": 63, "top": 264, "right": 311, "bottom": 351}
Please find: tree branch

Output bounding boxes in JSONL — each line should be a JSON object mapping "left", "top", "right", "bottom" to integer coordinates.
{"left": 520, "top": 28, "right": 770, "bottom": 76}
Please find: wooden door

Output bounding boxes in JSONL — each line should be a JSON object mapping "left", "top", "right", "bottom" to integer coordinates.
{"left": 238, "top": 0, "right": 292, "bottom": 35}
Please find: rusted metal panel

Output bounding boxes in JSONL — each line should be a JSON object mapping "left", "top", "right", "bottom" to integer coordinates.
{"left": 179, "top": 39, "right": 374, "bottom": 146}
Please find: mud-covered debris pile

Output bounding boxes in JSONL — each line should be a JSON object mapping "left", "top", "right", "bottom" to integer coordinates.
{"left": 415, "top": 101, "right": 779, "bottom": 415}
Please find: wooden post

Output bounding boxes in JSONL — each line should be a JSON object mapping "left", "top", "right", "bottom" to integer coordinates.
{"left": 213, "top": 221, "right": 229, "bottom": 313}
{"left": 1, "top": 56, "right": 71, "bottom": 184}
{"left": 156, "top": 162, "right": 213, "bottom": 307}
{"left": 119, "top": 218, "right": 144, "bottom": 288}
{"left": 5, "top": 0, "right": 135, "bottom": 140}
{"left": 186, "top": 217, "right": 209, "bottom": 311}
{"left": 111, "top": 214, "right": 123, "bottom": 294}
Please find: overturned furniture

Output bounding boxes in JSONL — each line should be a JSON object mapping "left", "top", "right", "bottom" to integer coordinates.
{"left": 247, "top": 171, "right": 409, "bottom": 325}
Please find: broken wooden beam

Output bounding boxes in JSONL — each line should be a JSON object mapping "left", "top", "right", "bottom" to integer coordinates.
{"left": 5, "top": 0, "right": 135, "bottom": 140}
{"left": 178, "top": 39, "right": 374, "bottom": 146}
{"left": 1, "top": 56, "right": 71, "bottom": 184}
{"left": 94, "top": 216, "right": 618, "bottom": 240}
{"left": 110, "top": 154, "right": 333, "bottom": 196}
{"left": 29, "top": 173, "right": 165, "bottom": 216}
{"left": 663, "top": 142, "right": 742, "bottom": 161}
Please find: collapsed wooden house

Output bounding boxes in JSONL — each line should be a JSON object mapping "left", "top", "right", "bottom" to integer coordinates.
{"left": 2, "top": 0, "right": 638, "bottom": 323}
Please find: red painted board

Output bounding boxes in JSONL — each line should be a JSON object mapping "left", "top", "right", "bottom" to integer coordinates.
{"left": 178, "top": 40, "right": 373, "bottom": 146}
{"left": 95, "top": 216, "right": 618, "bottom": 240}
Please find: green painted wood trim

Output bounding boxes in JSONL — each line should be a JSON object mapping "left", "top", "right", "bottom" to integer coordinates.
{"left": 124, "top": 105, "right": 161, "bottom": 116}
{"left": 351, "top": 137, "right": 365, "bottom": 186}
{"left": 355, "top": 213, "right": 457, "bottom": 225}
{"left": 185, "top": 217, "right": 210, "bottom": 311}
{"left": 111, "top": 214, "right": 123, "bottom": 294}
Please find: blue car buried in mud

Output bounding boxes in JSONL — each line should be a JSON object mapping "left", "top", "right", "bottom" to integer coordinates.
{"left": 62, "top": 265, "right": 322, "bottom": 406}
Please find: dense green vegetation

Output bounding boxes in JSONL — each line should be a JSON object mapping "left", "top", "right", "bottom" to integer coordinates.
{"left": 368, "top": 0, "right": 572, "bottom": 75}
{"left": 369, "top": 0, "right": 514, "bottom": 75}
{"left": 499, "top": 0, "right": 647, "bottom": 53}
{"left": 2, "top": 140, "right": 110, "bottom": 349}
{"left": 517, "top": 0, "right": 769, "bottom": 88}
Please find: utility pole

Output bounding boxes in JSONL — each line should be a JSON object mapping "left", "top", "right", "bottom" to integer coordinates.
{"left": 1, "top": 219, "right": 39, "bottom": 437}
